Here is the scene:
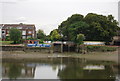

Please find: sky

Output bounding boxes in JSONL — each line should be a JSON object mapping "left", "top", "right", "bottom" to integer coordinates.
{"left": 0, "top": 0, "right": 119, "bottom": 35}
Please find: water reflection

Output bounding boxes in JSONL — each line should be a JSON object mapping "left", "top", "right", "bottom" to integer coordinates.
{"left": 2, "top": 57, "right": 119, "bottom": 80}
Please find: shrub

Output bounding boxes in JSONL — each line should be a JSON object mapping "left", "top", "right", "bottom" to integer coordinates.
{"left": 6, "top": 36, "right": 10, "bottom": 41}
{"left": 86, "top": 45, "right": 117, "bottom": 52}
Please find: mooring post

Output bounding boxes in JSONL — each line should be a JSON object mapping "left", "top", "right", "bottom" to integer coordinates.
{"left": 61, "top": 43, "right": 63, "bottom": 53}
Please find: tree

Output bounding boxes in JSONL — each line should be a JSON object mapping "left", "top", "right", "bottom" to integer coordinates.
{"left": 76, "top": 34, "right": 85, "bottom": 45}
{"left": 37, "top": 29, "right": 46, "bottom": 40}
{"left": 9, "top": 28, "right": 21, "bottom": 44}
{"left": 58, "top": 13, "right": 119, "bottom": 44}
{"left": 50, "top": 29, "right": 61, "bottom": 41}
{"left": 84, "top": 13, "right": 119, "bottom": 44}
{"left": 68, "top": 21, "right": 89, "bottom": 42}
{"left": 8, "top": 64, "right": 22, "bottom": 79}
{"left": 45, "top": 35, "right": 51, "bottom": 41}
{"left": 58, "top": 14, "right": 84, "bottom": 41}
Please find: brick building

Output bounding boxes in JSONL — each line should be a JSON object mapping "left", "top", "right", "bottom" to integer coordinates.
{"left": 1, "top": 23, "right": 36, "bottom": 41}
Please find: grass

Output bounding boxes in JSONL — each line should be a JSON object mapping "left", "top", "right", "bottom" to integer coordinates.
{"left": 86, "top": 45, "right": 118, "bottom": 52}
{"left": 0, "top": 41, "right": 13, "bottom": 45}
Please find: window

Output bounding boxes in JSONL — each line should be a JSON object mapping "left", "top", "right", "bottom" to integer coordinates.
{"left": 22, "top": 30, "right": 26, "bottom": 35}
{"left": 28, "top": 31, "right": 32, "bottom": 34}
{"left": 22, "top": 36, "right": 26, "bottom": 39}
{"left": 28, "top": 27, "right": 33, "bottom": 29}
{"left": 27, "top": 35, "right": 32, "bottom": 39}
{"left": 5, "top": 26, "right": 12, "bottom": 29}
{"left": 8, "top": 27, "right": 12, "bottom": 29}
{"left": 17, "top": 27, "right": 22, "bottom": 29}
{"left": 32, "top": 33, "right": 34, "bottom": 37}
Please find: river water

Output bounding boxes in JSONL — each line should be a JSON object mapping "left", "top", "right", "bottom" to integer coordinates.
{"left": 2, "top": 57, "right": 119, "bottom": 80}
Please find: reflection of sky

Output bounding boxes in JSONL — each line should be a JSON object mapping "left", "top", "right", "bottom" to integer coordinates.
{"left": 34, "top": 65, "right": 59, "bottom": 79}
{"left": 2, "top": 57, "right": 119, "bottom": 79}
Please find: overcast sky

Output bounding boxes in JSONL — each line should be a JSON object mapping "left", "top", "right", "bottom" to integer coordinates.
{"left": 0, "top": 0, "right": 119, "bottom": 35}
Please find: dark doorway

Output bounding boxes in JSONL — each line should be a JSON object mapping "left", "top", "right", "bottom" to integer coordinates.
{"left": 114, "top": 41, "right": 120, "bottom": 46}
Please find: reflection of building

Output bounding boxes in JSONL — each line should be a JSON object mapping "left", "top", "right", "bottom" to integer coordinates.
{"left": 83, "top": 65, "right": 105, "bottom": 70}
{"left": 2, "top": 63, "right": 36, "bottom": 79}
{"left": 1, "top": 23, "right": 36, "bottom": 41}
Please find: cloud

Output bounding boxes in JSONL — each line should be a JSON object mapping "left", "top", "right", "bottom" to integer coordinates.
{"left": 17, "top": 0, "right": 29, "bottom": 1}
{"left": 0, "top": 0, "right": 29, "bottom": 4}
{"left": 0, "top": 0, "right": 17, "bottom": 3}
{"left": 15, "top": 17, "right": 27, "bottom": 23}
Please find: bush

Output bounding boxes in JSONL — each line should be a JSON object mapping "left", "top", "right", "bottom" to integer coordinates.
{"left": 27, "top": 37, "right": 38, "bottom": 40}
{"left": 39, "top": 39, "right": 44, "bottom": 44}
{"left": 86, "top": 45, "right": 117, "bottom": 52}
{"left": 6, "top": 36, "right": 10, "bottom": 41}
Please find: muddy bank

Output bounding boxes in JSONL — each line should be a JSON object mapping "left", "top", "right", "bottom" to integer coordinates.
{"left": 2, "top": 50, "right": 119, "bottom": 63}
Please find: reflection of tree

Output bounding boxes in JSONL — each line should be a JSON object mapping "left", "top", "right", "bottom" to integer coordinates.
{"left": 58, "top": 64, "right": 115, "bottom": 80}
{"left": 3, "top": 62, "right": 36, "bottom": 79}
{"left": 52, "top": 65, "right": 57, "bottom": 71}
{"left": 8, "top": 63, "right": 22, "bottom": 79}
{"left": 58, "top": 64, "right": 84, "bottom": 79}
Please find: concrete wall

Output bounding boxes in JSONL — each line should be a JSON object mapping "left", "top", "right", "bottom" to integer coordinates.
{"left": 1, "top": 46, "right": 53, "bottom": 53}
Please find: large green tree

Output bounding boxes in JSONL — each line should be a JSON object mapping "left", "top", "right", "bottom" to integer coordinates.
{"left": 58, "top": 14, "right": 85, "bottom": 41}
{"left": 9, "top": 28, "right": 22, "bottom": 44}
{"left": 84, "top": 13, "right": 119, "bottom": 44}
{"left": 58, "top": 13, "right": 119, "bottom": 44}
{"left": 50, "top": 29, "right": 61, "bottom": 41}
{"left": 37, "top": 29, "right": 46, "bottom": 40}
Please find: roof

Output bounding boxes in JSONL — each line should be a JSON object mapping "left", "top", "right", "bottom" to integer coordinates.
{"left": 1, "top": 23, "right": 35, "bottom": 29}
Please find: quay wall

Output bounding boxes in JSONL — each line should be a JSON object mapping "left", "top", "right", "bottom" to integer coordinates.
{"left": 1, "top": 46, "right": 53, "bottom": 53}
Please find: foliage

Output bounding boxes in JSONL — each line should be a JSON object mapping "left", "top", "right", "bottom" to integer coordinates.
{"left": 37, "top": 29, "right": 46, "bottom": 40}
{"left": 8, "top": 63, "right": 22, "bottom": 79}
{"left": 5, "top": 36, "right": 10, "bottom": 41}
{"left": 20, "top": 39, "right": 26, "bottom": 43}
{"left": 58, "top": 13, "right": 119, "bottom": 44}
{"left": 27, "top": 37, "right": 37, "bottom": 40}
{"left": 86, "top": 45, "right": 117, "bottom": 52}
{"left": 39, "top": 39, "right": 44, "bottom": 44}
{"left": 76, "top": 34, "right": 85, "bottom": 45}
{"left": 84, "top": 13, "right": 119, "bottom": 44}
{"left": 1, "top": 41, "right": 13, "bottom": 45}
{"left": 9, "top": 28, "right": 22, "bottom": 44}
{"left": 58, "top": 14, "right": 85, "bottom": 41}
{"left": 50, "top": 29, "right": 61, "bottom": 41}
{"left": 45, "top": 35, "right": 51, "bottom": 41}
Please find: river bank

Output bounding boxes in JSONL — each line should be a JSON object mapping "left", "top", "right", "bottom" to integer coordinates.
{"left": 2, "top": 49, "right": 119, "bottom": 63}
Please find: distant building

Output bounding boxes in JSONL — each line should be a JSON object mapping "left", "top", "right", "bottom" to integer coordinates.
{"left": 118, "top": 1, "right": 120, "bottom": 26}
{"left": 112, "top": 1, "right": 120, "bottom": 45}
{"left": 84, "top": 41, "right": 105, "bottom": 45}
{"left": 1, "top": 23, "right": 36, "bottom": 41}
{"left": 113, "top": 1, "right": 120, "bottom": 45}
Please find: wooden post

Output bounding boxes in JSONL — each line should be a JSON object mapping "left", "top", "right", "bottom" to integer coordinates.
{"left": 68, "top": 45, "right": 70, "bottom": 52}
{"left": 61, "top": 43, "right": 63, "bottom": 53}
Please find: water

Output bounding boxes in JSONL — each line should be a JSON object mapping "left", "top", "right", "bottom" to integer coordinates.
{"left": 2, "top": 57, "right": 119, "bottom": 80}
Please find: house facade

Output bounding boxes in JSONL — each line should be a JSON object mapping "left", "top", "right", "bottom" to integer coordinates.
{"left": 1, "top": 23, "right": 36, "bottom": 41}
